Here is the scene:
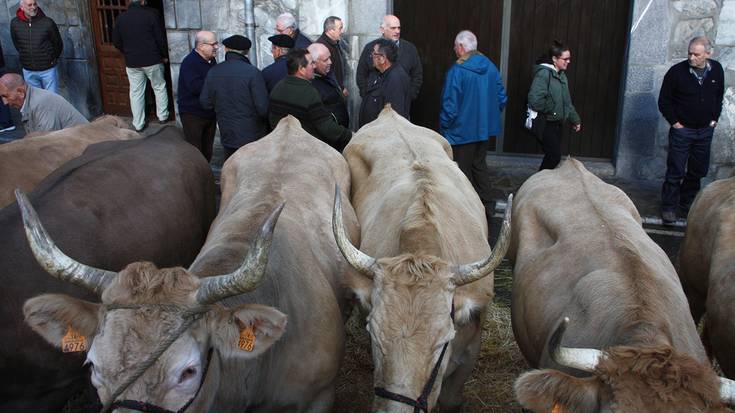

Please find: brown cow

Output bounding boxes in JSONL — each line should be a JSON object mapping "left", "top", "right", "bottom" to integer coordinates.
{"left": 678, "top": 175, "right": 735, "bottom": 378}
{"left": 21, "top": 116, "right": 358, "bottom": 412}
{"left": 0, "top": 115, "right": 138, "bottom": 208}
{"left": 332, "top": 108, "right": 511, "bottom": 412}
{"left": 510, "top": 159, "right": 735, "bottom": 412}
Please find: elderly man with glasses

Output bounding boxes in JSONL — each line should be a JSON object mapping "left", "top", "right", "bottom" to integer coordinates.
{"left": 177, "top": 31, "right": 219, "bottom": 161}
{"left": 358, "top": 39, "right": 410, "bottom": 127}
{"left": 275, "top": 12, "right": 311, "bottom": 50}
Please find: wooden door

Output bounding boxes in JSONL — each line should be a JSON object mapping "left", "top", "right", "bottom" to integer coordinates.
{"left": 503, "top": 0, "right": 631, "bottom": 159}
{"left": 90, "top": 0, "right": 131, "bottom": 116}
{"left": 394, "top": 0, "right": 504, "bottom": 137}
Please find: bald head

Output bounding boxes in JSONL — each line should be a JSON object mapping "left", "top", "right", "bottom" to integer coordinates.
{"left": 380, "top": 15, "right": 401, "bottom": 41}
{"left": 0, "top": 73, "right": 27, "bottom": 109}
{"left": 0, "top": 73, "right": 25, "bottom": 90}
{"left": 308, "top": 43, "right": 332, "bottom": 75}
{"left": 194, "top": 31, "right": 218, "bottom": 60}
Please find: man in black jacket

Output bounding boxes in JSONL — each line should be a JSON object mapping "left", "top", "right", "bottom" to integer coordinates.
{"left": 356, "top": 15, "right": 422, "bottom": 101}
{"left": 358, "top": 39, "right": 410, "bottom": 127}
{"left": 10, "top": 0, "right": 63, "bottom": 94}
{"left": 275, "top": 12, "right": 312, "bottom": 50}
{"left": 658, "top": 36, "right": 724, "bottom": 224}
{"left": 308, "top": 43, "right": 349, "bottom": 128}
{"left": 200, "top": 35, "right": 269, "bottom": 160}
{"left": 316, "top": 16, "right": 348, "bottom": 97}
{"left": 112, "top": 0, "right": 169, "bottom": 132}
{"left": 262, "top": 34, "right": 293, "bottom": 92}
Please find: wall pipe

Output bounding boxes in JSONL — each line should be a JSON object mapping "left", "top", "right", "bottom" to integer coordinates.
{"left": 244, "top": 0, "right": 257, "bottom": 65}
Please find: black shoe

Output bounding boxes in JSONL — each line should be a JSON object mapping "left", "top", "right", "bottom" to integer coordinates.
{"left": 157, "top": 118, "right": 169, "bottom": 124}
{"left": 661, "top": 210, "right": 677, "bottom": 224}
{"left": 135, "top": 123, "right": 148, "bottom": 132}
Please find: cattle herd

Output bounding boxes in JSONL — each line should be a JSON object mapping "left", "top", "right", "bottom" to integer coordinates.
{"left": 0, "top": 108, "right": 733, "bottom": 412}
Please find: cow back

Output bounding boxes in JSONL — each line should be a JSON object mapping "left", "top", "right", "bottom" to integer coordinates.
{"left": 0, "top": 127, "right": 216, "bottom": 412}
{"left": 0, "top": 115, "right": 139, "bottom": 208}
{"left": 188, "top": 116, "right": 358, "bottom": 410}
{"left": 679, "top": 176, "right": 735, "bottom": 377}
{"left": 509, "top": 159, "right": 705, "bottom": 369}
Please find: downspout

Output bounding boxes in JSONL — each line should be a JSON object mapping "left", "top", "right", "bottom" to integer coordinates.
{"left": 244, "top": 0, "right": 257, "bottom": 65}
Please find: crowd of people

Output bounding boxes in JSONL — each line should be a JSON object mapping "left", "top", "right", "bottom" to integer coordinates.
{"left": 0, "top": 0, "right": 726, "bottom": 225}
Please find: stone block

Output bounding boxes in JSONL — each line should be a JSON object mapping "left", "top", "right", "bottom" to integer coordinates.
{"left": 716, "top": 46, "right": 735, "bottom": 73}
{"left": 164, "top": 0, "right": 176, "bottom": 29}
{"left": 672, "top": 18, "right": 714, "bottom": 59}
{"left": 299, "top": 0, "right": 347, "bottom": 38}
{"left": 43, "top": 2, "right": 67, "bottom": 26}
{"left": 65, "top": 0, "right": 80, "bottom": 26}
{"left": 718, "top": 0, "right": 735, "bottom": 45}
{"left": 722, "top": 87, "right": 735, "bottom": 126}
{"left": 175, "top": 0, "right": 201, "bottom": 29}
{"left": 0, "top": 27, "right": 14, "bottom": 57}
{"left": 201, "top": 0, "right": 230, "bottom": 31}
{"left": 672, "top": 0, "right": 718, "bottom": 19}
{"left": 624, "top": 65, "right": 655, "bottom": 93}
{"left": 711, "top": 125, "right": 735, "bottom": 163}
{"left": 628, "top": 0, "right": 669, "bottom": 65}
{"left": 350, "top": 0, "right": 387, "bottom": 36}
{"left": 167, "top": 31, "right": 191, "bottom": 64}
{"left": 636, "top": 155, "right": 666, "bottom": 180}
{"left": 57, "top": 59, "right": 103, "bottom": 119}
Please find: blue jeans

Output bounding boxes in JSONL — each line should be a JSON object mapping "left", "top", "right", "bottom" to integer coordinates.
{"left": 23, "top": 66, "right": 59, "bottom": 94}
{"left": 661, "top": 126, "right": 713, "bottom": 213}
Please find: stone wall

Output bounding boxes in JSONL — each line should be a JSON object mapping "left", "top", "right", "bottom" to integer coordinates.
{"left": 618, "top": 0, "right": 735, "bottom": 181}
{"left": 163, "top": 0, "right": 388, "bottom": 126}
{"left": 0, "top": 0, "right": 102, "bottom": 119}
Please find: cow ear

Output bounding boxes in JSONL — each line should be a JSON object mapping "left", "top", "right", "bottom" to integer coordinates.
{"left": 211, "top": 304, "right": 287, "bottom": 359}
{"left": 23, "top": 294, "right": 100, "bottom": 351}
{"left": 514, "top": 369, "right": 601, "bottom": 413}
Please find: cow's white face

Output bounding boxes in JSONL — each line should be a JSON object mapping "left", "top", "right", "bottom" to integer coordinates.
{"left": 362, "top": 255, "right": 458, "bottom": 412}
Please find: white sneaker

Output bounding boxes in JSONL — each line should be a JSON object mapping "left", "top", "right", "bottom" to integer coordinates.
{"left": 0, "top": 125, "right": 16, "bottom": 133}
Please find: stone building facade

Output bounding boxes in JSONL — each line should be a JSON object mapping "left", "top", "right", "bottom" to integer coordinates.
{"left": 0, "top": 0, "right": 732, "bottom": 181}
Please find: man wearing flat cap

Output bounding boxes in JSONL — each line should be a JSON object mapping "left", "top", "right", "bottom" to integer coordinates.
{"left": 200, "top": 35, "right": 269, "bottom": 160}
{"left": 262, "top": 34, "right": 294, "bottom": 92}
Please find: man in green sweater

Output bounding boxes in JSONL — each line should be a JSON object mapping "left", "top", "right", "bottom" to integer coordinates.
{"left": 269, "top": 49, "right": 351, "bottom": 151}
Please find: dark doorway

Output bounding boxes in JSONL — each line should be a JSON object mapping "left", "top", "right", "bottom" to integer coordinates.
{"left": 503, "top": 0, "right": 631, "bottom": 159}
{"left": 90, "top": 0, "right": 175, "bottom": 120}
{"left": 394, "top": 0, "right": 504, "bottom": 136}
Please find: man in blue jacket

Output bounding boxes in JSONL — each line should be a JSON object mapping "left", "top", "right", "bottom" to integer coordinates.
{"left": 177, "top": 31, "right": 218, "bottom": 161}
{"left": 440, "top": 30, "right": 507, "bottom": 213}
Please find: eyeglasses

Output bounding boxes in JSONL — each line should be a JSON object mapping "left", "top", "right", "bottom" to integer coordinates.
{"left": 202, "top": 42, "right": 218, "bottom": 47}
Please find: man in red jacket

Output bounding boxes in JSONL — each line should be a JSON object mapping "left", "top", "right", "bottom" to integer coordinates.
{"left": 10, "top": 0, "right": 63, "bottom": 94}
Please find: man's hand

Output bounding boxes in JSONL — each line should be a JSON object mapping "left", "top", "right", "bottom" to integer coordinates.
{"left": 673, "top": 122, "right": 684, "bottom": 129}
{"left": 342, "top": 88, "right": 349, "bottom": 97}
{"left": 572, "top": 124, "right": 581, "bottom": 132}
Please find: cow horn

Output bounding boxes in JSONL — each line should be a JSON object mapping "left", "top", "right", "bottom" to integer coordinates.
{"left": 549, "top": 317, "right": 602, "bottom": 372}
{"left": 196, "top": 202, "right": 285, "bottom": 304}
{"left": 332, "top": 185, "right": 377, "bottom": 278}
{"left": 720, "top": 377, "right": 735, "bottom": 405}
{"left": 15, "top": 189, "right": 115, "bottom": 295}
{"left": 452, "top": 194, "right": 513, "bottom": 286}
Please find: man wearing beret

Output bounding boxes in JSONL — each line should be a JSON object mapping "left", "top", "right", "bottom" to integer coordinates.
{"left": 262, "top": 34, "right": 294, "bottom": 92}
{"left": 269, "top": 49, "right": 351, "bottom": 152}
{"left": 200, "top": 35, "right": 269, "bottom": 160}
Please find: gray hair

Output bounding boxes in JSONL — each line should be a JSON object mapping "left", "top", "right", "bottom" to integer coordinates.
{"left": 277, "top": 12, "right": 297, "bottom": 29}
{"left": 323, "top": 16, "right": 342, "bottom": 32}
{"left": 689, "top": 36, "right": 713, "bottom": 53}
{"left": 455, "top": 30, "right": 477, "bottom": 52}
{"left": 0, "top": 73, "right": 26, "bottom": 89}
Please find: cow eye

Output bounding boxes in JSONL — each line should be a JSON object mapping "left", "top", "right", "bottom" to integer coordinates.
{"left": 178, "top": 367, "right": 198, "bottom": 384}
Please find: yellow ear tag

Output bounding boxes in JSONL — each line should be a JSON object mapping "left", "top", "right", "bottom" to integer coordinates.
{"left": 238, "top": 325, "right": 256, "bottom": 352}
{"left": 551, "top": 404, "right": 563, "bottom": 413}
{"left": 61, "top": 325, "right": 88, "bottom": 353}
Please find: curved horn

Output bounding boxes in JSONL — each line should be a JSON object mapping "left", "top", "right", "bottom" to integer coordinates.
{"left": 15, "top": 189, "right": 115, "bottom": 295}
{"left": 332, "top": 185, "right": 376, "bottom": 278}
{"left": 549, "top": 317, "right": 602, "bottom": 372}
{"left": 452, "top": 194, "right": 513, "bottom": 286}
{"left": 720, "top": 377, "right": 735, "bottom": 405}
{"left": 196, "top": 202, "right": 285, "bottom": 304}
